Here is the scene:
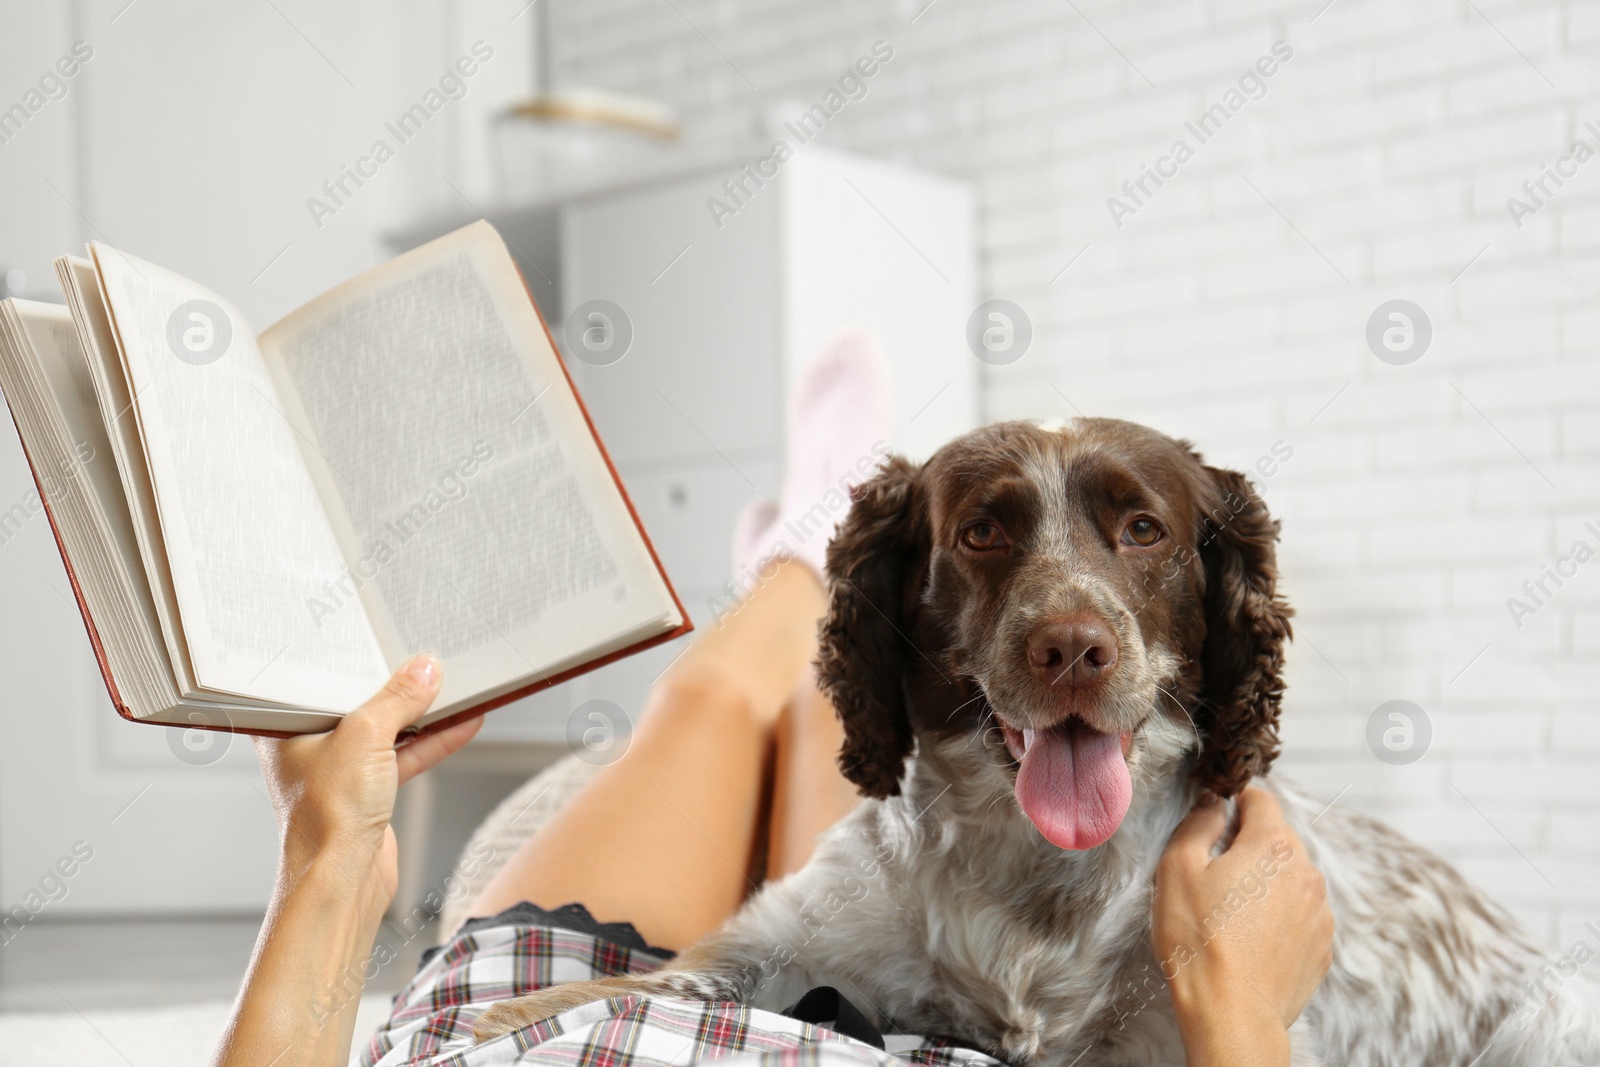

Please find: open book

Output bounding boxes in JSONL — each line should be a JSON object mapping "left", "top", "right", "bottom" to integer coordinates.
{"left": 0, "top": 222, "right": 689, "bottom": 736}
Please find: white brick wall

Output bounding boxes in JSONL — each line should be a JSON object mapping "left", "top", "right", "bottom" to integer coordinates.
{"left": 552, "top": 0, "right": 1600, "bottom": 946}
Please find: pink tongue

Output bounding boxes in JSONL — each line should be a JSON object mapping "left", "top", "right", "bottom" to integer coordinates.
{"left": 1013, "top": 722, "right": 1132, "bottom": 850}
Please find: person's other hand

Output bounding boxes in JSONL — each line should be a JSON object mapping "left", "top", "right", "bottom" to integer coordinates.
{"left": 253, "top": 654, "right": 483, "bottom": 904}
{"left": 1152, "top": 787, "right": 1334, "bottom": 1067}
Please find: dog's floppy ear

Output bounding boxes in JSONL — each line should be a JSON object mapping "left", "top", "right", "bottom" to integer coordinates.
{"left": 1194, "top": 465, "right": 1293, "bottom": 797}
{"left": 816, "top": 456, "right": 925, "bottom": 799}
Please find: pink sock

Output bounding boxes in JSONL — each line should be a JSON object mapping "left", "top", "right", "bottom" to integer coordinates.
{"left": 746, "top": 327, "right": 895, "bottom": 578}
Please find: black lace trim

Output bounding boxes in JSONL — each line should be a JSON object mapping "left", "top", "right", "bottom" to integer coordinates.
{"left": 421, "top": 900, "right": 678, "bottom": 968}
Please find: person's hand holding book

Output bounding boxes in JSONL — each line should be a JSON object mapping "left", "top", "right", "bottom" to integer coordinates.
{"left": 252, "top": 652, "right": 482, "bottom": 902}
{"left": 213, "top": 656, "right": 483, "bottom": 1067}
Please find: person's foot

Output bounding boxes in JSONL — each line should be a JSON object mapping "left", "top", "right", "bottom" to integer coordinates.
{"left": 745, "top": 327, "right": 894, "bottom": 578}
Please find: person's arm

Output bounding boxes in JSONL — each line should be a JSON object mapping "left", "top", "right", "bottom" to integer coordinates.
{"left": 1152, "top": 787, "right": 1335, "bottom": 1067}
{"left": 211, "top": 654, "right": 483, "bottom": 1067}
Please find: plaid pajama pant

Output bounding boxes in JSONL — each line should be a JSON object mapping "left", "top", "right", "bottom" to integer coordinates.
{"left": 358, "top": 903, "right": 1003, "bottom": 1067}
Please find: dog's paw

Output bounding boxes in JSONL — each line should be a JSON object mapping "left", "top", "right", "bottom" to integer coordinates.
{"left": 471, "top": 982, "right": 619, "bottom": 1042}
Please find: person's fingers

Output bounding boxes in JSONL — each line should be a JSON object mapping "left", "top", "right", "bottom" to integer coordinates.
{"left": 343, "top": 654, "right": 443, "bottom": 743}
{"left": 395, "top": 714, "right": 484, "bottom": 784}
{"left": 1161, "top": 791, "right": 1228, "bottom": 873}
{"left": 1231, "top": 786, "right": 1288, "bottom": 846}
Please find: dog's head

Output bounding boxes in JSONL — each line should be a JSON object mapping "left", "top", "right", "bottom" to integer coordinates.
{"left": 815, "top": 418, "right": 1292, "bottom": 850}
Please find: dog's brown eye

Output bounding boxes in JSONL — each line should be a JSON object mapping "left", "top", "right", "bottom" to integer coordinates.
{"left": 961, "top": 521, "right": 1007, "bottom": 551}
{"left": 1123, "top": 518, "right": 1162, "bottom": 547}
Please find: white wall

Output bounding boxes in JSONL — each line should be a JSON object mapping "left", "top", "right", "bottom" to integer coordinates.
{"left": 550, "top": 0, "right": 1600, "bottom": 948}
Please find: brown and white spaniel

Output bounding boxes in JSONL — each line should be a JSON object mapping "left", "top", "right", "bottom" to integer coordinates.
{"left": 476, "top": 418, "right": 1600, "bottom": 1067}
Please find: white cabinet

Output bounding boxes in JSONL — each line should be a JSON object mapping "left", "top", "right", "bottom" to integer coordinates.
{"left": 562, "top": 147, "right": 976, "bottom": 470}
{"left": 561, "top": 174, "right": 787, "bottom": 467}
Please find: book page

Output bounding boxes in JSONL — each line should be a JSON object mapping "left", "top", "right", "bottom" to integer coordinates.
{"left": 2, "top": 299, "right": 319, "bottom": 731}
{"left": 8, "top": 300, "right": 168, "bottom": 705}
{"left": 55, "top": 258, "right": 309, "bottom": 714}
{"left": 260, "top": 221, "right": 679, "bottom": 713}
{"left": 91, "top": 246, "right": 388, "bottom": 712}
{"left": 57, "top": 256, "right": 203, "bottom": 701}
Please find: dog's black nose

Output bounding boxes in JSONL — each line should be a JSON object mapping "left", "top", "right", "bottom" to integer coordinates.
{"left": 1027, "top": 616, "right": 1119, "bottom": 687}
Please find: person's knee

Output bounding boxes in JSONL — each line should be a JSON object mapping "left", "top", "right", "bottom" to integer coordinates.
{"left": 643, "top": 666, "right": 766, "bottom": 746}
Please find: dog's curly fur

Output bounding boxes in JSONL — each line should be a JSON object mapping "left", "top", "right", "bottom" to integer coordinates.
{"left": 816, "top": 454, "right": 924, "bottom": 799}
{"left": 475, "top": 419, "right": 1600, "bottom": 1066}
{"left": 1191, "top": 464, "right": 1292, "bottom": 797}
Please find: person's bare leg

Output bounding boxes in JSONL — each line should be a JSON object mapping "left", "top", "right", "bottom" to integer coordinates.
{"left": 461, "top": 561, "right": 824, "bottom": 952}
{"left": 463, "top": 328, "right": 893, "bottom": 950}
{"left": 765, "top": 665, "right": 860, "bottom": 881}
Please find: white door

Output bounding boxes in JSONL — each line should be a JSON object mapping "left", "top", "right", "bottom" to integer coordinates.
{"left": 0, "top": 0, "right": 529, "bottom": 915}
